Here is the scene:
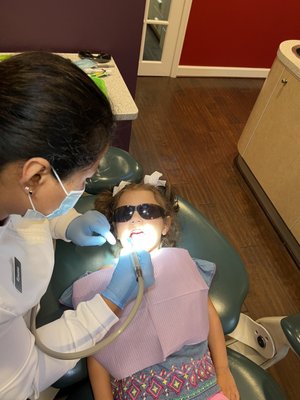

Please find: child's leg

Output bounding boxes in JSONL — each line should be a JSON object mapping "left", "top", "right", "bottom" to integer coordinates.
{"left": 87, "top": 356, "right": 113, "bottom": 400}
{"left": 208, "top": 392, "right": 229, "bottom": 400}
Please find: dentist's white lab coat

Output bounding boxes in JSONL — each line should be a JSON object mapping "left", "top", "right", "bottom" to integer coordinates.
{"left": 0, "top": 209, "right": 118, "bottom": 400}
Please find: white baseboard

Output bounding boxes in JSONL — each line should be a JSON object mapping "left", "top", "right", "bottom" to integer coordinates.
{"left": 175, "top": 65, "right": 270, "bottom": 78}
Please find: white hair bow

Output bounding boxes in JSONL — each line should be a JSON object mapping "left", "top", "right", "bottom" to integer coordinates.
{"left": 112, "top": 180, "right": 131, "bottom": 196}
{"left": 112, "top": 171, "right": 166, "bottom": 197}
{"left": 143, "top": 171, "right": 166, "bottom": 187}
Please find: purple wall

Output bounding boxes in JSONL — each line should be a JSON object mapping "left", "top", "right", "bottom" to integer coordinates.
{"left": 0, "top": 0, "right": 146, "bottom": 149}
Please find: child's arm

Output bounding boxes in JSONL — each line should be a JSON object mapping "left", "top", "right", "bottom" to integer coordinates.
{"left": 87, "top": 356, "right": 113, "bottom": 400}
{"left": 207, "top": 298, "right": 240, "bottom": 400}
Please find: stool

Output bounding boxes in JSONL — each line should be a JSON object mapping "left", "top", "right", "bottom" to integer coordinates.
{"left": 85, "top": 146, "right": 144, "bottom": 194}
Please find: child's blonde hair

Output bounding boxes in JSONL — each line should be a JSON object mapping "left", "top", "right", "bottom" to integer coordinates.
{"left": 94, "top": 181, "right": 179, "bottom": 248}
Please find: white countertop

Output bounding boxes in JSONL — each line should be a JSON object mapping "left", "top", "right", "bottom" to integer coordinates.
{"left": 60, "top": 53, "right": 138, "bottom": 121}
{"left": 277, "top": 40, "right": 300, "bottom": 79}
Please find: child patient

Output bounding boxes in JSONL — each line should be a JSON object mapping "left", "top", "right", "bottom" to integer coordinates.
{"left": 72, "top": 172, "right": 239, "bottom": 400}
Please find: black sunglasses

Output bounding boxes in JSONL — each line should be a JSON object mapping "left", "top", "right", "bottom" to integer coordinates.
{"left": 113, "top": 203, "right": 166, "bottom": 223}
{"left": 78, "top": 50, "right": 111, "bottom": 63}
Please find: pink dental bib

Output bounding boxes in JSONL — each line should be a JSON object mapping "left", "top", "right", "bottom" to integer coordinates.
{"left": 72, "top": 248, "right": 209, "bottom": 379}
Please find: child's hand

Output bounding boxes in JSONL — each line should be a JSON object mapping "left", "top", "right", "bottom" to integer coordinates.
{"left": 215, "top": 366, "right": 240, "bottom": 400}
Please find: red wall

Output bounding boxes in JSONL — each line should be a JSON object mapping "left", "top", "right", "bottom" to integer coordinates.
{"left": 180, "top": 0, "right": 300, "bottom": 68}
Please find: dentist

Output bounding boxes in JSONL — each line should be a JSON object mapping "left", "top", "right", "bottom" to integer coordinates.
{"left": 0, "top": 51, "right": 154, "bottom": 399}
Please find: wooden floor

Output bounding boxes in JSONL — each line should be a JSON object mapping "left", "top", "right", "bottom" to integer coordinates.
{"left": 129, "top": 76, "right": 300, "bottom": 399}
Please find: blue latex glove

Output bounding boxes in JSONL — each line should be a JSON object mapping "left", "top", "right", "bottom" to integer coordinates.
{"left": 101, "top": 251, "right": 155, "bottom": 309}
{"left": 66, "top": 210, "right": 116, "bottom": 246}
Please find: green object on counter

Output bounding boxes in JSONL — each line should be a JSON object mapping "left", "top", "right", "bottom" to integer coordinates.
{"left": 0, "top": 54, "right": 13, "bottom": 62}
{"left": 90, "top": 75, "right": 108, "bottom": 97}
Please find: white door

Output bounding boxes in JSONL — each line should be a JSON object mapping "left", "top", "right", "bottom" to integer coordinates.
{"left": 138, "top": 0, "right": 192, "bottom": 77}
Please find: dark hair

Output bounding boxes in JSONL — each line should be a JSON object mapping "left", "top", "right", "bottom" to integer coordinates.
{"left": 95, "top": 181, "right": 180, "bottom": 248}
{"left": 0, "top": 51, "right": 115, "bottom": 178}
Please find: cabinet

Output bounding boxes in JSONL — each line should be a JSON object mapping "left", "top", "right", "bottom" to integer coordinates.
{"left": 237, "top": 40, "right": 300, "bottom": 265}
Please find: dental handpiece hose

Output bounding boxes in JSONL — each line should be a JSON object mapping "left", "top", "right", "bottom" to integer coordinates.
{"left": 131, "top": 249, "right": 143, "bottom": 280}
{"left": 30, "top": 249, "right": 144, "bottom": 360}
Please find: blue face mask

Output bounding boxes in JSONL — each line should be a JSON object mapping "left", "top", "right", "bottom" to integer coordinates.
{"left": 24, "top": 168, "right": 85, "bottom": 220}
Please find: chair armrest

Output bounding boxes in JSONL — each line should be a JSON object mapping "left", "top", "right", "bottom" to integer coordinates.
{"left": 280, "top": 314, "right": 300, "bottom": 356}
{"left": 227, "top": 348, "right": 287, "bottom": 399}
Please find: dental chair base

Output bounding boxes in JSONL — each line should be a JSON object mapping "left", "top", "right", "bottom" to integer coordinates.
{"left": 227, "top": 314, "right": 291, "bottom": 369}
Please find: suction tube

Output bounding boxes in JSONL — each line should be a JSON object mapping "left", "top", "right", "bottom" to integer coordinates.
{"left": 30, "top": 252, "right": 144, "bottom": 360}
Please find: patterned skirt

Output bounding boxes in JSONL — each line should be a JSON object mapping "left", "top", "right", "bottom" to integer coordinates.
{"left": 111, "top": 347, "right": 220, "bottom": 400}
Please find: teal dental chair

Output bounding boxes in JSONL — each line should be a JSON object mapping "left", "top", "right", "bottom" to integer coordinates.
{"left": 37, "top": 167, "right": 299, "bottom": 400}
